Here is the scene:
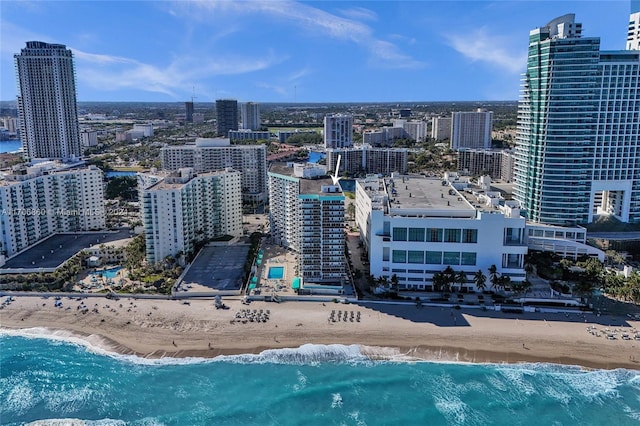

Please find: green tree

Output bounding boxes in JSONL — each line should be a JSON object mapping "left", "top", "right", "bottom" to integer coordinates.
{"left": 454, "top": 270, "right": 468, "bottom": 292}
{"left": 473, "top": 270, "right": 487, "bottom": 292}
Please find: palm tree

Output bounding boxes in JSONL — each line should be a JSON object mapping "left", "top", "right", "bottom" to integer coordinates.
{"left": 488, "top": 264, "right": 500, "bottom": 291}
{"left": 432, "top": 272, "right": 448, "bottom": 296}
{"left": 473, "top": 270, "right": 487, "bottom": 293}
{"left": 454, "top": 270, "right": 468, "bottom": 293}
{"left": 390, "top": 274, "right": 399, "bottom": 295}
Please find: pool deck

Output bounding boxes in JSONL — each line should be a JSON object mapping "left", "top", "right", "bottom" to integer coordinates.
{"left": 255, "top": 244, "right": 298, "bottom": 296}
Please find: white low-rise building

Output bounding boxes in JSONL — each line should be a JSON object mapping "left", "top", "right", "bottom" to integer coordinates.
{"left": 356, "top": 173, "right": 527, "bottom": 291}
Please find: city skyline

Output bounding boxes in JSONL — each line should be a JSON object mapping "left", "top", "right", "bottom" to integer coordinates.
{"left": 0, "top": 1, "right": 635, "bottom": 103}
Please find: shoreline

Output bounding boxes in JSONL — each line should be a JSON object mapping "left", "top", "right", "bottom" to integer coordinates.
{"left": 2, "top": 296, "right": 639, "bottom": 370}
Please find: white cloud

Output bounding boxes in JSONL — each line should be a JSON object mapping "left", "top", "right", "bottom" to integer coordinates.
{"left": 444, "top": 27, "right": 526, "bottom": 74}
{"left": 338, "top": 6, "right": 378, "bottom": 22}
{"left": 73, "top": 48, "right": 287, "bottom": 98}
{"left": 181, "top": 0, "right": 425, "bottom": 70}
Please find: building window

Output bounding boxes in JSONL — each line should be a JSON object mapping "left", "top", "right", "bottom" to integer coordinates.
{"left": 444, "top": 229, "right": 461, "bottom": 243}
{"left": 462, "top": 229, "right": 478, "bottom": 243}
{"left": 461, "top": 252, "right": 477, "bottom": 265}
{"left": 382, "top": 247, "right": 390, "bottom": 261}
{"left": 443, "top": 251, "right": 461, "bottom": 265}
{"left": 426, "top": 228, "right": 443, "bottom": 242}
{"left": 407, "top": 250, "right": 424, "bottom": 264}
{"left": 408, "top": 227, "right": 425, "bottom": 242}
{"left": 392, "top": 250, "right": 407, "bottom": 263}
{"left": 425, "top": 251, "right": 442, "bottom": 264}
{"left": 393, "top": 227, "right": 407, "bottom": 241}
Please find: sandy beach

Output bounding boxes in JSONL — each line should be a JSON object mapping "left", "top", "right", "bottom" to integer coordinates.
{"left": 1, "top": 295, "right": 639, "bottom": 370}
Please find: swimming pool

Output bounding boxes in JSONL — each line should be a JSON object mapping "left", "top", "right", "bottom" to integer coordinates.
{"left": 267, "top": 266, "right": 284, "bottom": 279}
{"left": 90, "top": 266, "right": 123, "bottom": 279}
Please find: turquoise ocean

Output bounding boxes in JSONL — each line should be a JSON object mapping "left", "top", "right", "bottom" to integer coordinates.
{"left": 1, "top": 330, "right": 639, "bottom": 426}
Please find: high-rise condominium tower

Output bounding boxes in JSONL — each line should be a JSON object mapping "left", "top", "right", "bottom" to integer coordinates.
{"left": 216, "top": 99, "right": 238, "bottom": 137}
{"left": 450, "top": 109, "right": 493, "bottom": 150}
{"left": 514, "top": 14, "right": 640, "bottom": 226}
{"left": 240, "top": 102, "right": 260, "bottom": 130}
{"left": 323, "top": 114, "right": 353, "bottom": 149}
{"left": 15, "top": 41, "right": 82, "bottom": 162}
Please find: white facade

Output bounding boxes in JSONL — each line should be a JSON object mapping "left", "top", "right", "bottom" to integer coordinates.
{"left": 268, "top": 163, "right": 346, "bottom": 285}
{"left": 326, "top": 146, "right": 408, "bottom": 176}
{"left": 323, "top": 114, "right": 353, "bottom": 149}
{"left": 431, "top": 117, "right": 451, "bottom": 141}
{"left": 142, "top": 168, "right": 242, "bottom": 263}
{"left": 240, "top": 102, "right": 260, "bottom": 130}
{"left": 628, "top": 11, "right": 640, "bottom": 50}
{"left": 355, "top": 174, "right": 527, "bottom": 291}
{"left": 15, "top": 41, "right": 82, "bottom": 162}
{"left": 228, "top": 130, "right": 270, "bottom": 142}
{"left": 132, "top": 124, "right": 154, "bottom": 137}
{"left": 161, "top": 138, "right": 268, "bottom": 204}
{"left": 0, "top": 164, "right": 106, "bottom": 258}
{"left": 80, "top": 130, "right": 98, "bottom": 147}
{"left": 451, "top": 109, "right": 493, "bottom": 150}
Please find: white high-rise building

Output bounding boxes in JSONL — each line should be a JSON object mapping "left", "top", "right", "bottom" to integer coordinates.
{"left": 142, "top": 168, "right": 242, "bottom": 263}
{"left": 15, "top": 41, "right": 82, "bottom": 162}
{"left": 431, "top": 117, "right": 451, "bottom": 141}
{"left": 0, "top": 164, "right": 105, "bottom": 259}
{"left": 326, "top": 146, "right": 408, "bottom": 176}
{"left": 268, "top": 163, "right": 345, "bottom": 285}
{"left": 323, "top": 114, "right": 353, "bottom": 149}
{"left": 240, "top": 102, "right": 260, "bottom": 130}
{"left": 451, "top": 109, "right": 493, "bottom": 150}
{"left": 161, "top": 138, "right": 268, "bottom": 205}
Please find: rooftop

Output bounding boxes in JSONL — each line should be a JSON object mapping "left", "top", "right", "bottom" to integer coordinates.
{"left": 269, "top": 162, "right": 341, "bottom": 196}
{"left": 358, "top": 174, "right": 519, "bottom": 218}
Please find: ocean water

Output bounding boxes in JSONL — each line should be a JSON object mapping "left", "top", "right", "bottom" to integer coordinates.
{"left": 1, "top": 330, "right": 639, "bottom": 426}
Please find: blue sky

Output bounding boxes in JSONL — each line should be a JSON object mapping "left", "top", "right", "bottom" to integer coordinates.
{"left": 0, "top": 1, "right": 634, "bottom": 103}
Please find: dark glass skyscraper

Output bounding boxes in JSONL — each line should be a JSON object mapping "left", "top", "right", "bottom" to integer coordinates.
{"left": 215, "top": 99, "right": 238, "bottom": 137}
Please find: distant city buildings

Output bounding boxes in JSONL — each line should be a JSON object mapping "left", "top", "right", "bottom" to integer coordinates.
{"left": 268, "top": 162, "right": 345, "bottom": 285}
{"left": 431, "top": 117, "right": 451, "bottom": 141}
{"left": 216, "top": 99, "right": 238, "bottom": 137}
{"left": 450, "top": 109, "right": 493, "bottom": 150}
{"left": 80, "top": 130, "right": 98, "bottom": 147}
{"left": 240, "top": 102, "right": 260, "bottom": 130}
{"left": 323, "top": 113, "right": 353, "bottom": 149}
{"left": 228, "top": 129, "right": 270, "bottom": 142}
{"left": 514, "top": 14, "right": 640, "bottom": 226}
{"left": 363, "top": 120, "right": 426, "bottom": 145}
{"left": 0, "top": 163, "right": 106, "bottom": 262}
{"left": 326, "top": 146, "right": 408, "bottom": 176}
{"left": 457, "top": 149, "right": 515, "bottom": 183}
{"left": 15, "top": 41, "right": 82, "bottom": 162}
{"left": 142, "top": 168, "right": 242, "bottom": 263}
{"left": 161, "top": 138, "right": 268, "bottom": 205}
{"left": 185, "top": 101, "right": 194, "bottom": 123}
{"left": 277, "top": 130, "right": 316, "bottom": 143}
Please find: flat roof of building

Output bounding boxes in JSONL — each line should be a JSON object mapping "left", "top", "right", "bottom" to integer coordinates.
{"left": 358, "top": 174, "right": 517, "bottom": 216}
{"left": 269, "top": 162, "right": 338, "bottom": 196}
{"left": 1, "top": 229, "right": 134, "bottom": 270}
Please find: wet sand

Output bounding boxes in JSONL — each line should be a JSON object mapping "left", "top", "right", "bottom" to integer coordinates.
{"left": 1, "top": 296, "right": 639, "bottom": 370}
